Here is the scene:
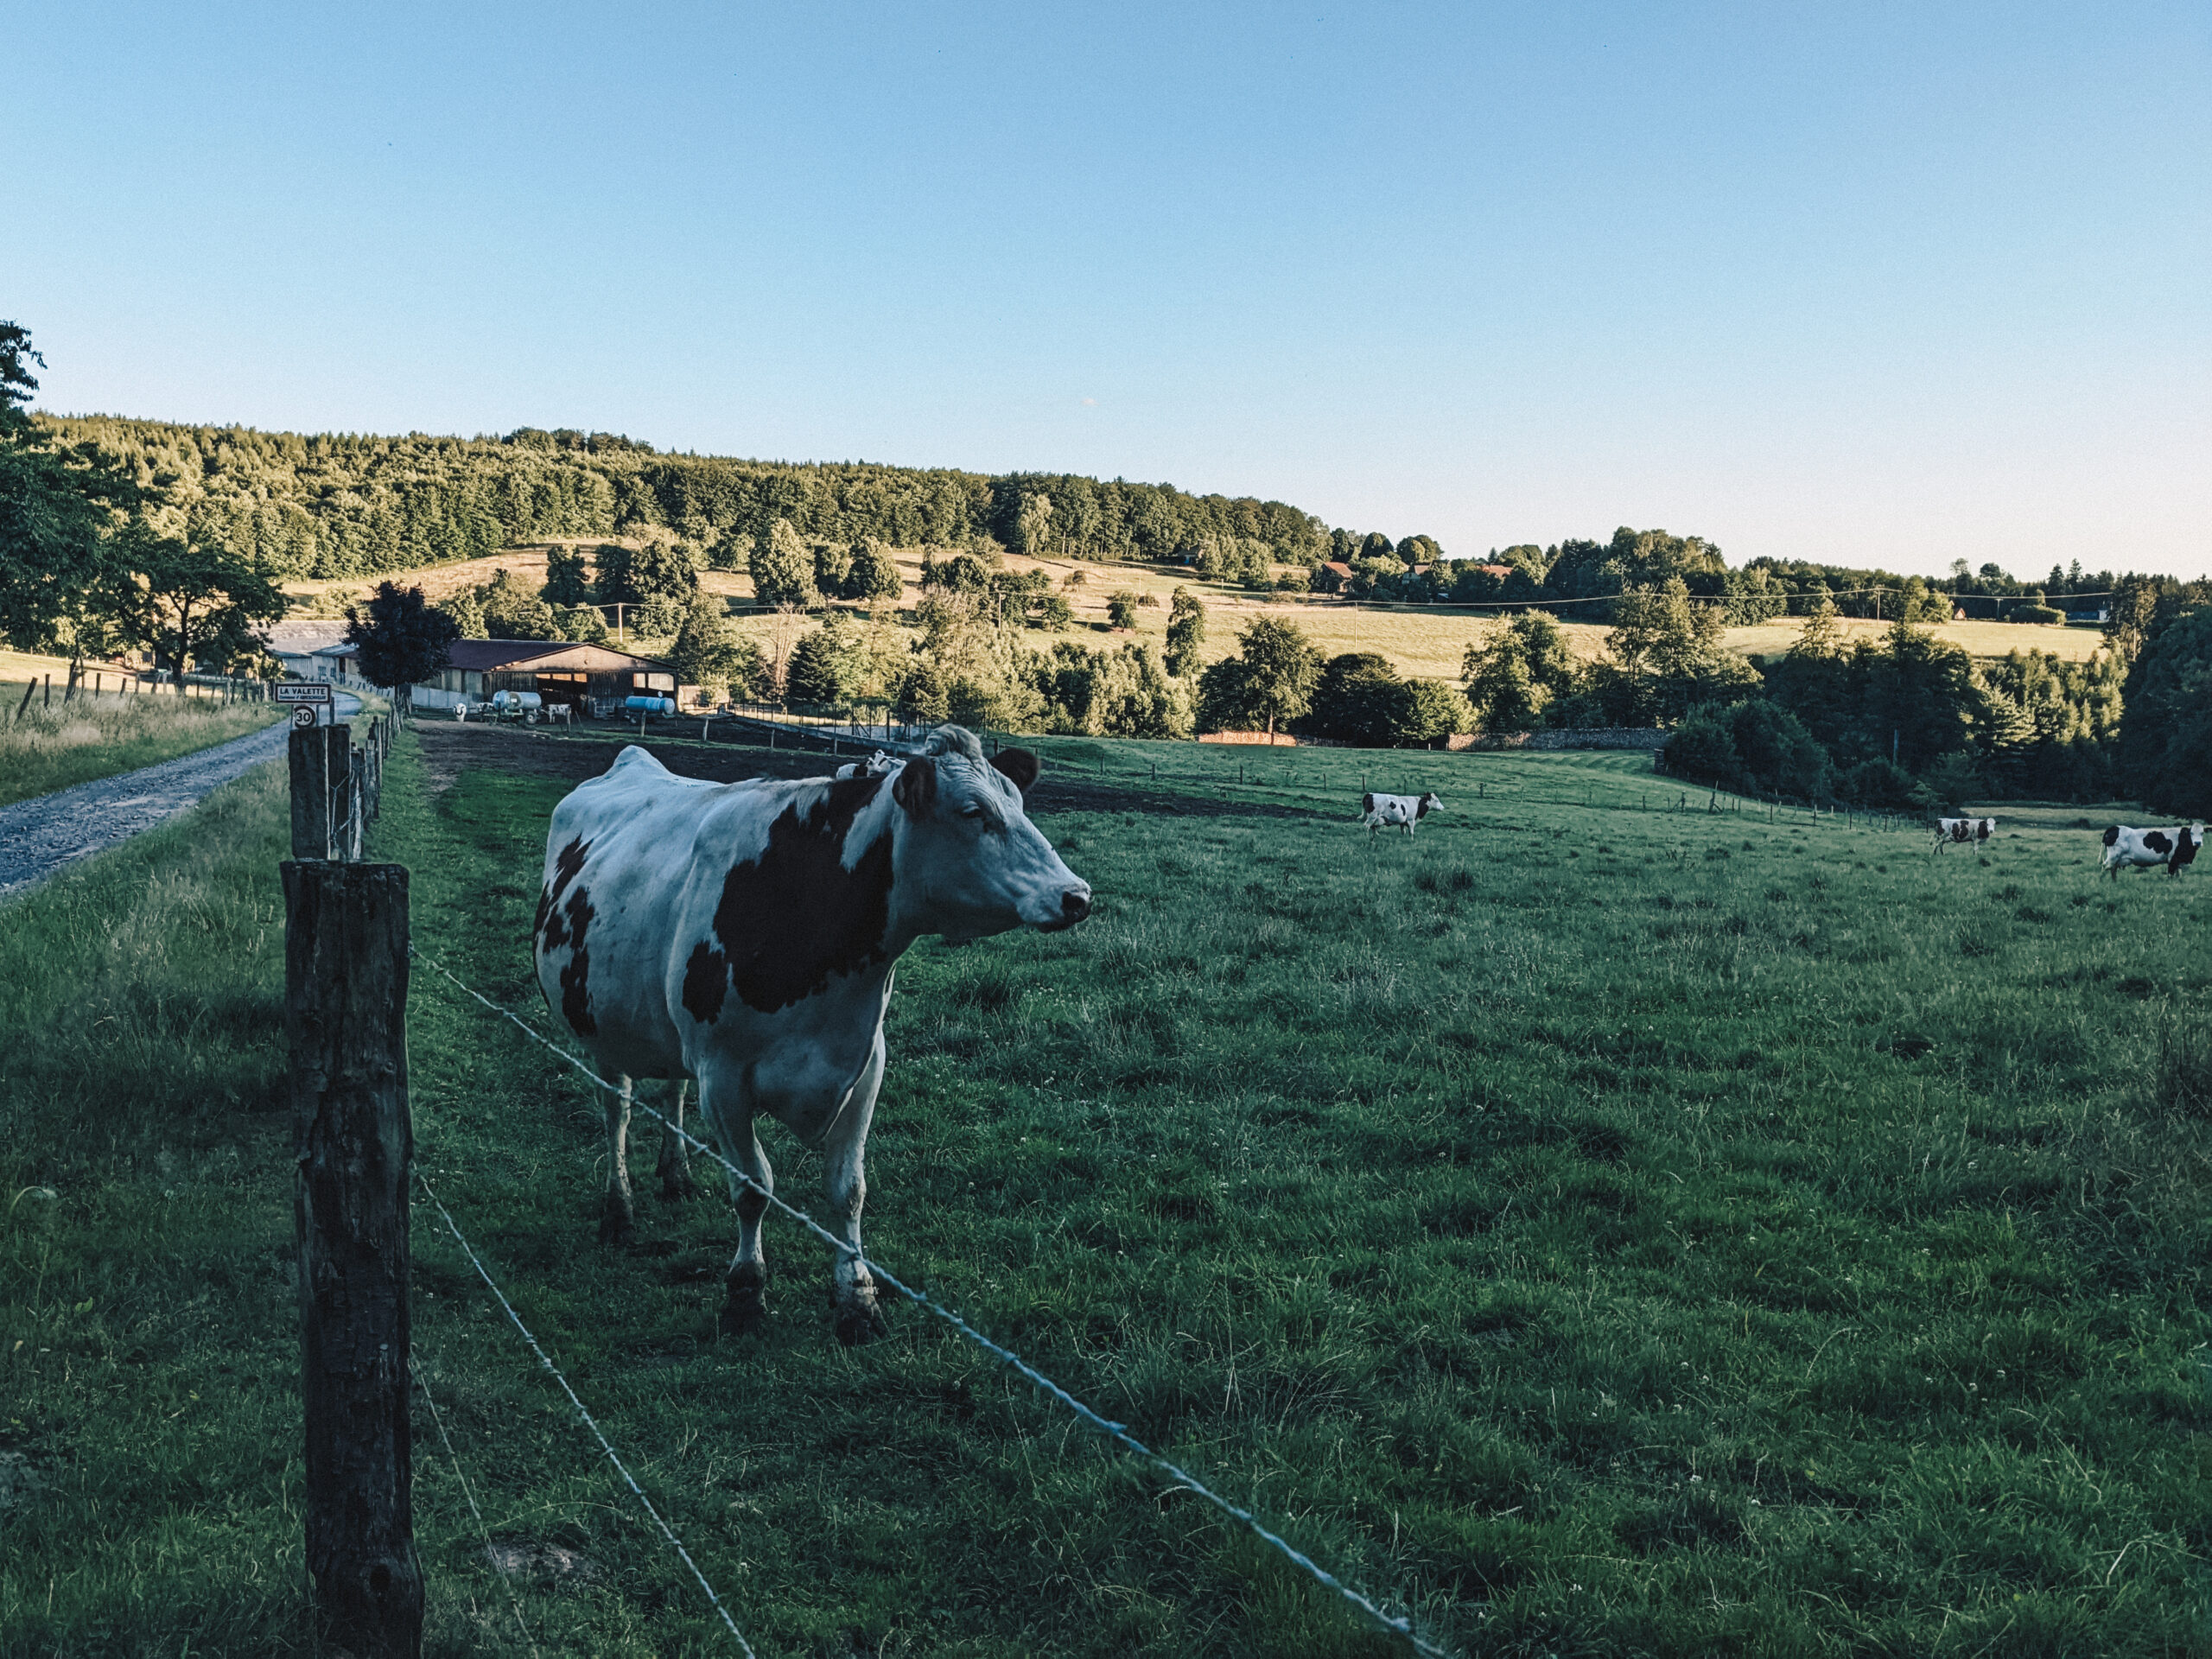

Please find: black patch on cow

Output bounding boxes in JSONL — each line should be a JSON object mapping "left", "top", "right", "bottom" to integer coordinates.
{"left": 537, "top": 836, "right": 591, "bottom": 954}
{"left": 681, "top": 939, "right": 728, "bottom": 1025}
{"left": 990, "top": 747, "right": 1040, "bottom": 796}
{"left": 551, "top": 836, "right": 590, "bottom": 901}
{"left": 893, "top": 757, "right": 937, "bottom": 816}
{"left": 2145, "top": 830, "right": 2173, "bottom": 857}
{"left": 1362, "top": 792, "right": 1375, "bottom": 814}
{"left": 557, "top": 887, "right": 596, "bottom": 1036}
{"left": 1416, "top": 796, "right": 1434, "bottom": 820}
{"left": 2102, "top": 825, "right": 2121, "bottom": 847}
{"left": 709, "top": 776, "right": 894, "bottom": 1014}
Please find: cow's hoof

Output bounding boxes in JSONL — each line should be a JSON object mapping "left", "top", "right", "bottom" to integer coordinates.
{"left": 597, "top": 1208, "right": 636, "bottom": 1248}
{"left": 835, "top": 1303, "right": 888, "bottom": 1347}
{"left": 721, "top": 1265, "right": 769, "bottom": 1337}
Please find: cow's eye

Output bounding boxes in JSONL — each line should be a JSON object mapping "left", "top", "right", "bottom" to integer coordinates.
{"left": 959, "top": 803, "right": 984, "bottom": 819}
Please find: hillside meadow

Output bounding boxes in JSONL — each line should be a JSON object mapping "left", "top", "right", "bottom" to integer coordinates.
{"left": 2, "top": 726, "right": 2206, "bottom": 1656}
{"left": 279, "top": 546, "right": 2111, "bottom": 689}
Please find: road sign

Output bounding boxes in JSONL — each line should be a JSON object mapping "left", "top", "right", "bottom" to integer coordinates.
{"left": 292, "top": 706, "right": 321, "bottom": 729}
{"left": 276, "top": 683, "right": 334, "bottom": 703}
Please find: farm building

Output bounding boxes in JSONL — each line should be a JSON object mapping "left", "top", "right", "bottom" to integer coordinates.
{"left": 259, "top": 620, "right": 371, "bottom": 686}
{"left": 406, "top": 639, "right": 677, "bottom": 715}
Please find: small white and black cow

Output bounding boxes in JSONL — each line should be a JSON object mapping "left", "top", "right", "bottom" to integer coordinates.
{"left": 1360, "top": 791, "right": 1443, "bottom": 837}
{"left": 1932, "top": 817, "right": 1997, "bottom": 852}
{"left": 533, "top": 726, "right": 1090, "bottom": 1344}
{"left": 2101, "top": 823, "right": 2204, "bottom": 879}
{"left": 833, "top": 750, "right": 894, "bottom": 781}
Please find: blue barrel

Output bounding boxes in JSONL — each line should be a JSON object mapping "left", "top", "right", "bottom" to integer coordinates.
{"left": 623, "top": 696, "right": 677, "bottom": 715}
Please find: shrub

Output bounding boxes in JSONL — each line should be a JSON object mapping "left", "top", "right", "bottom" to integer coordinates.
{"left": 1106, "top": 592, "right": 1141, "bottom": 630}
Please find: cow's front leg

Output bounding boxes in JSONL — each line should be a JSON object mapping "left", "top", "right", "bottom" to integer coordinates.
{"left": 825, "top": 1036, "right": 888, "bottom": 1346}
{"left": 719, "top": 1111, "right": 775, "bottom": 1337}
{"left": 599, "top": 1074, "right": 637, "bottom": 1246}
{"left": 656, "top": 1079, "right": 697, "bottom": 1202}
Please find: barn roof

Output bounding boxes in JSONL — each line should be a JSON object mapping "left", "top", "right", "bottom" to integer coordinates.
{"left": 440, "top": 639, "right": 673, "bottom": 673}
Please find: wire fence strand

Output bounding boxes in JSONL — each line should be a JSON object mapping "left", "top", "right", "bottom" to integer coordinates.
{"left": 410, "top": 1354, "right": 544, "bottom": 1659}
{"left": 413, "top": 948, "right": 1453, "bottom": 1659}
{"left": 415, "top": 1167, "right": 758, "bottom": 1657}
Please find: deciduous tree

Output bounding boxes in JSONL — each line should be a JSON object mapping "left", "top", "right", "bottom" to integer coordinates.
{"left": 346, "top": 583, "right": 459, "bottom": 720}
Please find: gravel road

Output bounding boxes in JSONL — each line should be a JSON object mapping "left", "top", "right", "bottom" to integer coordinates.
{"left": 0, "top": 696, "right": 358, "bottom": 900}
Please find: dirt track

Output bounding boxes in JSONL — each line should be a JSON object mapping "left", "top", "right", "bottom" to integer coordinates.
{"left": 0, "top": 719, "right": 289, "bottom": 899}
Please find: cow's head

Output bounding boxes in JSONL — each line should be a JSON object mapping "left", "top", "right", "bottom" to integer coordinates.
{"left": 890, "top": 727, "right": 1091, "bottom": 942}
{"left": 1417, "top": 792, "right": 1443, "bottom": 818}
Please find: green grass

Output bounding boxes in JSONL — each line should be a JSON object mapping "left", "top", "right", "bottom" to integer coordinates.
{"left": 3, "top": 734, "right": 2209, "bottom": 1655}
{"left": 0, "top": 681, "right": 283, "bottom": 808}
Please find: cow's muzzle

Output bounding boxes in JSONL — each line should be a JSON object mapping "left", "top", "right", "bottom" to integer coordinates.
{"left": 1039, "top": 887, "right": 1091, "bottom": 932}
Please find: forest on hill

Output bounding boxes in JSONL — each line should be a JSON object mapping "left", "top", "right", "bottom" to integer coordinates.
{"left": 32, "top": 414, "right": 2160, "bottom": 627}
{"left": 3, "top": 312, "right": 2208, "bottom": 816}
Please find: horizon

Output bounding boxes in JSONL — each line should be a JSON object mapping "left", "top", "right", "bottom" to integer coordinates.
{"left": 17, "top": 3, "right": 2209, "bottom": 580}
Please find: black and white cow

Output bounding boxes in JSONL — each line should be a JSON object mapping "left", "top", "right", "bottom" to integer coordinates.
{"left": 1360, "top": 791, "right": 1443, "bottom": 837}
{"left": 2101, "top": 823, "right": 2205, "bottom": 878}
{"left": 533, "top": 727, "right": 1090, "bottom": 1344}
{"left": 1932, "top": 817, "right": 1997, "bottom": 852}
{"left": 833, "top": 750, "right": 893, "bottom": 781}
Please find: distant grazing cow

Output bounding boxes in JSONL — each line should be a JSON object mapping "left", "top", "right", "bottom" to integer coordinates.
{"left": 1360, "top": 791, "right": 1443, "bottom": 837}
{"left": 2101, "top": 823, "right": 2205, "bottom": 878}
{"left": 533, "top": 727, "right": 1090, "bottom": 1344}
{"left": 1932, "top": 817, "right": 1996, "bottom": 852}
{"left": 834, "top": 750, "right": 894, "bottom": 781}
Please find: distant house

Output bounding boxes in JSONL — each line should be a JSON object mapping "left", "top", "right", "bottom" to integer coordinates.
{"left": 260, "top": 621, "right": 368, "bottom": 686}
{"left": 410, "top": 639, "right": 677, "bottom": 715}
{"left": 1313, "top": 561, "right": 1356, "bottom": 594}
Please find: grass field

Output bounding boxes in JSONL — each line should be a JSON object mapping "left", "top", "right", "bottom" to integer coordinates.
{"left": 0, "top": 677, "right": 284, "bottom": 809}
{"left": 281, "top": 547, "right": 2111, "bottom": 687}
{"left": 3, "top": 728, "right": 2207, "bottom": 1656}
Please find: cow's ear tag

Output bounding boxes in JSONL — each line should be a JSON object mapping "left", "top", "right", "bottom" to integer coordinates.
{"left": 893, "top": 757, "right": 937, "bottom": 815}
{"left": 990, "top": 747, "right": 1039, "bottom": 796}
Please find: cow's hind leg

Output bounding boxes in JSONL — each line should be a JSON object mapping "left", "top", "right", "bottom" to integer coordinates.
{"left": 599, "top": 1074, "right": 637, "bottom": 1246}
{"left": 825, "top": 1033, "right": 888, "bottom": 1346}
{"left": 655, "top": 1079, "right": 696, "bottom": 1201}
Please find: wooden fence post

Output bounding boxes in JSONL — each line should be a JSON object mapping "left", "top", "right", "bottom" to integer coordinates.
{"left": 283, "top": 861, "right": 421, "bottom": 1658}
{"left": 291, "top": 728, "right": 334, "bottom": 859}
{"left": 327, "top": 725, "right": 355, "bottom": 861}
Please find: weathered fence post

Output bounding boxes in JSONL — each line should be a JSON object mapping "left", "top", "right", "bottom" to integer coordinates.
{"left": 283, "top": 861, "right": 421, "bottom": 1658}
{"left": 291, "top": 728, "right": 334, "bottom": 859}
{"left": 327, "top": 725, "right": 356, "bottom": 862}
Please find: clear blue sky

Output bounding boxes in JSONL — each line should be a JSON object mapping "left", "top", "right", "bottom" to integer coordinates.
{"left": 16, "top": 3, "right": 2209, "bottom": 577}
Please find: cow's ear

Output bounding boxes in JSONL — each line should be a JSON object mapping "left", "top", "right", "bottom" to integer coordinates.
{"left": 893, "top": 757, "right": 937, "bottom": 815}
{"left": 991, "top": 747, "right": 1039, "bottom": 796}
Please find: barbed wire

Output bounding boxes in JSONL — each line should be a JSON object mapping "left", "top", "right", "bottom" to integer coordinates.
{"left": 411, "top": 948, "right": 1455, "bottom": 1659}
{"left": 410, "top": 1353, "right": 543, "bottom": 1659}
{"left": 414, "top": 1166, "right": 758, "bottom": 1657}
